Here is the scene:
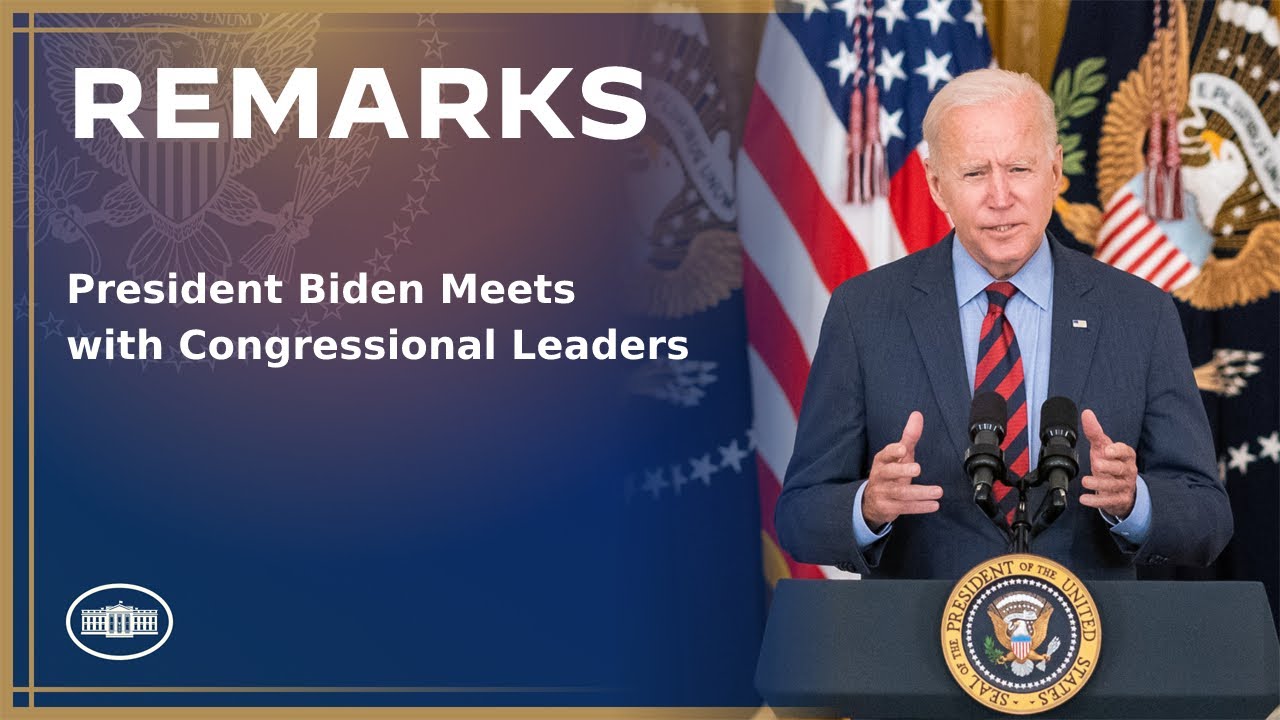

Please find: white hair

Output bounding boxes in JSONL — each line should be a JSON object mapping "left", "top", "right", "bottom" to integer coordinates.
{"left": 922, "top": 68, "right": 1058, "bottom": 158}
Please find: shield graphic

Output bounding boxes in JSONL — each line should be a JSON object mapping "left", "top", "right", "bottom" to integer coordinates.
{"left": 1012, "top": 633, "right": 1031, "bottom": 662}
{"left": 125, "top": 106, "right": 232, "bottom": 223}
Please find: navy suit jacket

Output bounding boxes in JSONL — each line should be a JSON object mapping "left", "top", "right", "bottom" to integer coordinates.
{"left": 776, "top": 233, "right": 1232, "bottom": 580}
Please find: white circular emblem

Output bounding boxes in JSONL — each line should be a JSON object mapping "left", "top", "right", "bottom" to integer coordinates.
{"left": 65, "top": 583, "right": 174, "bottom": 661}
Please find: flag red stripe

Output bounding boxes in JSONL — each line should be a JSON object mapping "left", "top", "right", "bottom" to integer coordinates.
{"left": 1161, "top": 262, "right": 1192, "bottom": 291}
{"left": 1104, "top": 217, "right": 1158, "bottom": 266}
{"left": 743, "top": 256, "right": 812, "bottom": 416}
{"left": 1145, "top": 247, "right": 1182, "bottom": 287}
{"left": 1095, "top": 205, "right": 1143, "bottom": 256}
{"left": 889, "top": 150, "right": 950, "bottom": 254}
{"left": 742, "top": 86, "right": 868, "bottom": 289}
{"left": 1120, "top": 235, "right": 1168, "bottom": 275}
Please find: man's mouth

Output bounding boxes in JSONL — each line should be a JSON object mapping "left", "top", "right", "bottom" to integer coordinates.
{"left": 986, "top": 223, "right": 1019, "bottom": 232}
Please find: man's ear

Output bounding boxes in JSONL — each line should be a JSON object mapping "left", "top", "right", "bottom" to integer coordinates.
{"left": 923, "top": 156, "right": 949, "bottom": 215}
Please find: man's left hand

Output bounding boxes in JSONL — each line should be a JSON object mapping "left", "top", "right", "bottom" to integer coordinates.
{"left": 1079, "top": 409, "right": 1138, "bottom": 518}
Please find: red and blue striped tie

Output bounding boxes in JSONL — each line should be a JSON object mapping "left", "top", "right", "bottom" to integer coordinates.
{"left": 974, "top": 281, "right": 1028, "bottom": 525}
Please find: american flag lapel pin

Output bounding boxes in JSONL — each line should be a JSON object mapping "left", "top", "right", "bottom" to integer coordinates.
{"left": 1072, "top": 319, "right": 1088, "bottom": 329}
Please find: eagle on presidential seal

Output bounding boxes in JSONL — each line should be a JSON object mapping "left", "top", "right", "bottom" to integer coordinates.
{"left": 1055, "top": 0, "right": 1280, "bottom": 312}
{"left": 986, "top": 592, "right": 1062, "bottom": 678}
{"left": 41, "top": 13, "right": 324, "bottom": 283}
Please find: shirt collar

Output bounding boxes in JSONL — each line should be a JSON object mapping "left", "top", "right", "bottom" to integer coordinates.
{"left": 952, "top": 234, "right": 1053, "bottom": 311}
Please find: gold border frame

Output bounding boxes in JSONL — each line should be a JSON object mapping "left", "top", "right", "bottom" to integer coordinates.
{"left": 0, "top": 3, "right": 769, "bottom": 717}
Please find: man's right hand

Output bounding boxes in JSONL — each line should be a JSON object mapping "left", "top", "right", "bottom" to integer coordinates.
{"left": 862, "top": 411, "right": 943, "bottom": 531}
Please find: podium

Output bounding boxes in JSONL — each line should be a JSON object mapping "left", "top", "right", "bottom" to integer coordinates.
{"left": 756, "top": 579, "right": 1279, "bottom": 719}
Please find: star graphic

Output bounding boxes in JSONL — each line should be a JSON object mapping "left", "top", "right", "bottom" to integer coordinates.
{"left": 792, "top": 0, "right": 828, "bottom": 21}
{"left": 384, "top": 221, "right": 413, "bottom": 250}
{"left": 1226, "top": 441, "right": 1257, "bottom": 475}
{"left": 670, "top": 464, "right": 690, "bottom": 496}
{"left": 38, "top": 312, "right": 64, "bottom": 339}
{"left": 416, "top": 13, "right": 436, "bottom": 27}
{"left": 915, "top": 48, "right": 954, "bottom": 92}
{"left": 322, "top": 302, "right": 345, "bottom": 321}
{"left": 719, "top": 439, "right": 749, "bottom": 473}
{"left": 876, "top": 0, "right": 908, "bottom": 33}
{"left": 262, "top": 324, "right": 282, "bottom": 340}
{"left": 15, "top": 292, "right": 33, "bottom": 321}
{"left": 164, "top": 345, "right": 187, "bottom": 373}
{"left": 1257, "top": 432, "right": 1280, "bottom": 464}
{"left": 421, "top": 31, "right": 449, "bottom": 61}
{"left": 876, "top": 48, "right": 907, "bottom": 91}
{"left": 690, "top": 454, "right": 717, "bottom": 486}
{"left": 413, "top": 163, "right": 441, "bottom": 191}
{"left": 421, "top": 137, "right": 451, "bottom": 158}
{"left": 365, "top": 248, "right": 393, "bottom": 276}
{"left": 963, "top": 0, "right": 986, "bottom": 36}
{"left": 745, "top": 427, "right": 758, "bottom": 451}
{"left": 641, "top": 468, "right": 668, "bottom": 499}
{"left": 915, "top": 0, "right": 955, "bottom": 35}
{"left": 292, "top": 311, "right": 319, "bottom": 336}
{"left": 880, "top": 107, "right": 906, "bottom": 143}
{"left": 402, "top": 193, "right": 429, "bottom": 222}
{"left": 827, "top": 42, "right": 861, "bottom": 87}
{"left": 832, "top": 0, "right": 867, "bottom": 27}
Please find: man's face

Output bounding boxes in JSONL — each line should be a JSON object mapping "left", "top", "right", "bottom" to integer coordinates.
{"left": 924, "top": 96, "right": 1062, "bottom": 280}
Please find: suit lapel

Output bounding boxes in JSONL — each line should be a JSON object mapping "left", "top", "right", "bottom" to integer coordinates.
{"left": 905, "top": 234, "right": 971, "bottom": 460}
{"left": 1047, "top": 235, "right": 1099, "bottom": 404}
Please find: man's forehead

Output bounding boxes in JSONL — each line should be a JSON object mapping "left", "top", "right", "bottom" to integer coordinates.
{"left": 954, "top": 155, "right": 1041, "bottom": 169}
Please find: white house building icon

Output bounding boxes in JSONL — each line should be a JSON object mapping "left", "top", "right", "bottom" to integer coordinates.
{"left": 80, "top": 602, "right": 159, "bottom": 638}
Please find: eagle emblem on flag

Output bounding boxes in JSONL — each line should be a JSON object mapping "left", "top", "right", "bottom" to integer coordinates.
{"left": 986, "top": 592, "right": 1061, "bottom": 678}
{"left": 1053, "top": 0, "right": 1280, "bottom": 311}
{"left": 40, "top": 13, "right": 328, "bottom": 283}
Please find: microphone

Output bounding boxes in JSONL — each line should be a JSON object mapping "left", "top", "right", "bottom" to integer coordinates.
{"left": 965, "top": 391, "right": 1006, "bottom": 518}
{"left": 1035, "top": 396, "right": 1080, "bottom": 528}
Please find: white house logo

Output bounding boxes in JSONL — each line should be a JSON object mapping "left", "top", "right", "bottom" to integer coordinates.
{"left": 66, "top": 583, "right": 173, "bottom": 660}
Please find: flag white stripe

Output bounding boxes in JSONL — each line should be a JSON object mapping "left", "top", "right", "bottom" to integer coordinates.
{"left": 1130, "top": 240, "right": 1179, "bottom": 279}
{"left": 1098, "top": 212, "right": 1156, "bottom": 264}
{"left": 1151, "top": 256, "right": 1197, "bottom": 289}
{"left": 748, "top": 346, "right": 799, "bottom": 487}
{"left": 753, "top": 14, "right": 908, "bottom": 266}
{"left": 739, "top": 155, "right": 832, "bottom": 361}
{"left": 1111, "top": 225, "right": 1164, "bottom": 271}
{"left": 1098, "top": 193, "right": 1141, "bottom": 238}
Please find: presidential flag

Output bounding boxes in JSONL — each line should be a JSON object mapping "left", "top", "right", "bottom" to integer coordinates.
{"left": 739, "top": 0, "right": 993, "bottom": 580}
{"left": 1050, "top": 0, "right": 1279, "bottom": 628}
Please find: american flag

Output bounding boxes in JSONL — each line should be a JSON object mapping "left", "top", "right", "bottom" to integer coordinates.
{"left": 739, "top": 0, "right": 993, "bottom": 580}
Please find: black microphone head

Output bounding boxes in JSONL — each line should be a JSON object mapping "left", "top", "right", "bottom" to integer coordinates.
{"left": 1040, "top": 396, "right": 1078, "bottom": 443}
{"left": 970, "top": 391, "right": 1007, "bottom": 430}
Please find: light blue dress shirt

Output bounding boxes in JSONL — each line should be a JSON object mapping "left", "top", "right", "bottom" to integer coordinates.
{"left": 852, "top": 236, "right": 1151, "bottom": 549}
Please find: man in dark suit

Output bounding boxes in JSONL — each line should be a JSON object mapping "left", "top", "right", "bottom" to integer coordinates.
{"left": 775, "top": 68, "right": 1232, "bottom": 580}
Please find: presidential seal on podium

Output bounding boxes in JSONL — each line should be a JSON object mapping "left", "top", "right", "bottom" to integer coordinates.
{"left": 941, "top": 554, "right": 1102, "bottom": 715}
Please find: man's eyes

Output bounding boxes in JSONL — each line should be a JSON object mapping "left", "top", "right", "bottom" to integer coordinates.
{"left": 963, "top": 167, "right": 1029, "bottom": 178}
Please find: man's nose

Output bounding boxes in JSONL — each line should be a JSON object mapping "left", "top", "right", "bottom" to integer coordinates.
{"left": 987, "top": 172, "right": 1013, "bottom": 209}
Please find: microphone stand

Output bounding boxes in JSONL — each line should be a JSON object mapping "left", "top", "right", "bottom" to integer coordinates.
{"left": 1006, "top": 469, "right": 1034, "bottom": 554}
